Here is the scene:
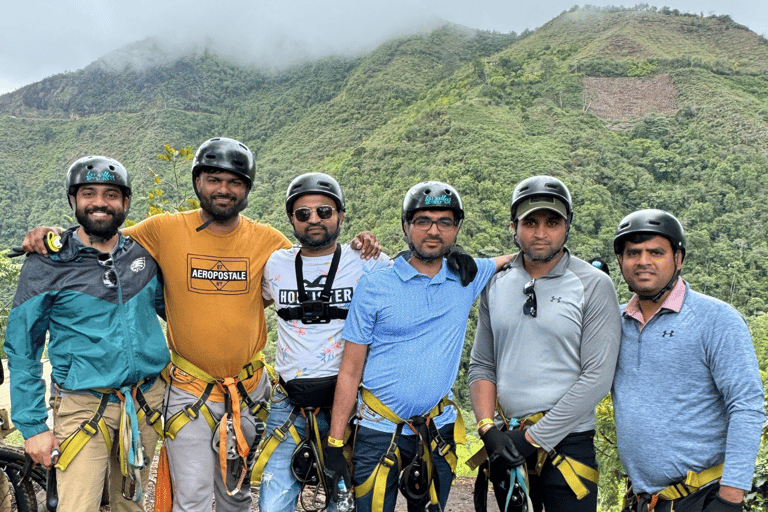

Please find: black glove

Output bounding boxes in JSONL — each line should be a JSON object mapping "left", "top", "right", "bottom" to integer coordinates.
{"left": 703, "top": 494, "right": 743, "bottom": 512}
{"left": 505, "top": 429, "right": 538, "bottom": 459}
{"left": 446, "top": 245, "right": 478, "bottom": 286}
{"left": 481, "top": 426, "right": 526, "bottom": 469}
{"left": 323, "top": 446, "right": 351, "bottom": 502}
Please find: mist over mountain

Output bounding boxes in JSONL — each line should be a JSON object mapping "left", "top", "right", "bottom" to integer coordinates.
{"left": 1, "top": 5, "right": 767, "bottom": 316}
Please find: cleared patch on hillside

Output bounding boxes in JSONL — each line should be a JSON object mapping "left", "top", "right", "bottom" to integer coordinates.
{"left": 583, "top": 74, "right": 678, "bottom": 121}
{"left": 597, "top": 34, "right": 651, "bottom": 59}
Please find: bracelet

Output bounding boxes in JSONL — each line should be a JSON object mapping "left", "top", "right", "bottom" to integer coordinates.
{"left": 476, "top": 418, "right": 494, "bottom": 432}
{"left": 327, "top": 436, "right": 345, "bottom": 448}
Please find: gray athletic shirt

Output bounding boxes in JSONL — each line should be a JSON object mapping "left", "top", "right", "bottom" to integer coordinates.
{"left": 468, "top": 249, "right": 621, "bottom": 450}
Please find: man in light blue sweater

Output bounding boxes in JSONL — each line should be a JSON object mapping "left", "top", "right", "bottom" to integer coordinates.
{"left": 612, "top": 209, "right": 764, "bottom": 512}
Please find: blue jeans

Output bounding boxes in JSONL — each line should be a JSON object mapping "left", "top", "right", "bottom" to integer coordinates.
{"left": 352, "top": 424, "right": 456, "bottom": 512}
{"left": 258, "top": 388, "right": 337, "bottom": 512}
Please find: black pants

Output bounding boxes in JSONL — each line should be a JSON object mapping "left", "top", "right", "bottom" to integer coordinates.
{"left": 624, "top": 482, "right": 721, "bottom": 512}
{"left": 491, "top": 430, "right": 598, "bottom": 512}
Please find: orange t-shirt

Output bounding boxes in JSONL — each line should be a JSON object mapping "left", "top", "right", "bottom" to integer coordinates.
{"left": 124, "top": 210, "right": 291, "bottom": 400}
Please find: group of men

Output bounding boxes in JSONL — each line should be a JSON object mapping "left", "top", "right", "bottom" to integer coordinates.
{"left": 4, "top": 135, "right": 763, "bottom": 512}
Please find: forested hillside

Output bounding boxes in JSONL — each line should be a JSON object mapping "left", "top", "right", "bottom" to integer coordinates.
{"left": 2, "top": 5, "right": 768, "bottom": 509}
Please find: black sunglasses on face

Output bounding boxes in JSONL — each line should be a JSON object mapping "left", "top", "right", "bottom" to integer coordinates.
{"left": 292, "top": 206, "right": 336, "bottom": 222}
{"left": 97, "top": 252, "right": 118, "bottom": 289}
{"left": 523, "top": 279, "right": 537, "bottom": 317}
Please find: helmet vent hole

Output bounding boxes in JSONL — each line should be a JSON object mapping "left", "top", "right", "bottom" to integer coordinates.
{"left": 205, "top": 155, "right": 217, "bottom": 160}
{"left": 86, "top": 165, "right": 94, "bottom": 170}
{"left": 648, "top": 220, "right": 661, "bottom": 226}
{"left": 108, "top": 165, "right": 115, "bottom": 171}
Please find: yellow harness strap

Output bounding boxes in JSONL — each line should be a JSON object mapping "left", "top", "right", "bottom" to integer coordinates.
{"left": 550, "top": 453, "right": 599, "bottom": 499}
{"left": 56, "top": 379, "right": 162, "bottom": 473}
{"left": 56, "top": 393, "right": 112, "bottom": 471}
{"left": 355, "top": 390, "right": 465, "bottom": 512}
{"left": 164, "top": 351, "right": 265, "bottom": 439}
{"left": 656, "top": 464, "right": 724, "bottom": 501}
{"left": 465, "top": 410, "right": 599, "bottom": 500}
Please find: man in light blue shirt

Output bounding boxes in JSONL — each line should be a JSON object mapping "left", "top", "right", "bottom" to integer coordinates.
{"left": 612, "top": 209, "right": 764, "bottom": 512}
{"left": 324, "top": 181, "right": 512, "bottom": 512}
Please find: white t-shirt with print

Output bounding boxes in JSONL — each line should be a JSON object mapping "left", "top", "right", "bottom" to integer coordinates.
{"left": 262, "top": 243, "right": 391, "bottom": 383}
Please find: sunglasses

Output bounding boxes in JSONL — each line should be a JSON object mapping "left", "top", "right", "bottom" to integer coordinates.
{"left": 523, "top": 279, "right": 537, "bottom": 317}
{"left": 292, "top": 206, "right": 336, "bottom": 222}
{"left": 97, "top": 252, "right": 118, "bottom": 289}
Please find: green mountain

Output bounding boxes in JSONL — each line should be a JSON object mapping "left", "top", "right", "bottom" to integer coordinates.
{"left": 2, "top": 5, "right": 768, "bottom": 316}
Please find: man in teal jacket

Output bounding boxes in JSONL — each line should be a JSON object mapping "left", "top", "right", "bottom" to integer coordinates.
{"left": 4, "top": 156, "right": 169, "bottom": 512}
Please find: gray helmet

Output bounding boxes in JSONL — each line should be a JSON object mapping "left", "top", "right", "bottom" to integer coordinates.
{"left": 510, "top": 175, "right": 573, "bottom": 223}
{"left": 66, "top": 156, "right": 131, "bottom": 208}
{"left": 285, "top": 173, "right": 345, "bottom": 216}
{"left": 614, "top": 209, "right": 686, "bottom": 258}
{"left": 191, "top": 137, "right": 256, "bottom": 198}
{"left": 401, "top": 181, "right": 464, "bottom": 223}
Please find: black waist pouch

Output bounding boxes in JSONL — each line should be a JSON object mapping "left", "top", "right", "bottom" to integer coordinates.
{"left": 281, "top": 375, "right": 338, "bottom": 409}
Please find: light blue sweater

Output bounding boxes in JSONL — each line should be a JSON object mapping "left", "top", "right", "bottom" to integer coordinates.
{"left": 612, "top": 283, "right": 764, "bottom": 493}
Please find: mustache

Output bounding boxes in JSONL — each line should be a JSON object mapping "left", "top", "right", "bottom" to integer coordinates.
{"left": 211, "top": 193, "right": 236, "bottom": 201}
{"left": 85, "top": 206, "right": 115, "bottom": 215}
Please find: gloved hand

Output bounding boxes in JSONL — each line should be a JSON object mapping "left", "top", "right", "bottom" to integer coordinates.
{"left": 703, "top": 494, "right": 743, "bottom": 512}
{"left": 481, "top": 426, "right": 526, "bottom": 469}
{"left": 323, "top": 446, "right": 351, "bottom": 502}
{"left": 505, "top": 429, "right": 539, "bottom": 459}
{"left": 446, "top": 245, "right": 478, "bottom": 286}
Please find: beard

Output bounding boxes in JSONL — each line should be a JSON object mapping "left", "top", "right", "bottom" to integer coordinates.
{"left": 76, "top": 205, "right": 126, "bottom": 240}
{"left": 294, "top": 223, "right": 341, "bottom": 250}
{"left": 408, "top": 237, "right": 453, "bottom": 263}
{"left": 199, "top": 192, "right": 246, "bottom": 222}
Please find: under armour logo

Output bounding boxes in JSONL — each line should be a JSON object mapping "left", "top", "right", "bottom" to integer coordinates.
{"left": 662, "top": 330, "right": 674, "bottom": 337}
{"left": 550, "top": 296, "right": 561, "bottom": 303}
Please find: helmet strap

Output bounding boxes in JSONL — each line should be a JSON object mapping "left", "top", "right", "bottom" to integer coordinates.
{"left": 196, "top": 217, "right": 215, "bottom": 232}
{"left": 634, "top": 268, "right": 680, "bottom": 303}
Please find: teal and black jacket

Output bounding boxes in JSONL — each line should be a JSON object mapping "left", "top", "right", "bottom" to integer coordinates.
{"left": 4, "top": 228, "right": 170, "bottom": 440}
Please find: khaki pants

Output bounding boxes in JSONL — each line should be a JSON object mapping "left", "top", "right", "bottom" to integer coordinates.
{"left": 51, "top": 378, "right": 165, "bottom": 512}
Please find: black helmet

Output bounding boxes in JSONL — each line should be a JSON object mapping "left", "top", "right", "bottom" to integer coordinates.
{"left": 614, "top": 209, "right": 686, "bottom": 258}
{"left": 510, "top": 175, "right": 573, "bottom": 223}
{"left": 401, "top": 181, "right": 464, "bottom": 223}
{"left": 66, "top": 156, "right": 131, "bottom": 208}
{"left": 191, "top": 137, "right": 256, "bottom": 197}
{"left": 285, "top": 172, "right": 345, "bottom": 215}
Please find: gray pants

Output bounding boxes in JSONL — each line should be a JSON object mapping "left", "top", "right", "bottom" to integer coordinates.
{"left": 164, "top": 373, "right": 269, "bottom": 511}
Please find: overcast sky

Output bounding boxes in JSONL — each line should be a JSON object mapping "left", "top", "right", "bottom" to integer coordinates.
{"left": 1, "top": 0, "right": 766, "bottom": 95}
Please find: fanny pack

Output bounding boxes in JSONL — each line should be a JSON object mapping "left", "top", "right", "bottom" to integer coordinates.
{"left": 281, "top": 375, "right": 338, "bottom": 409}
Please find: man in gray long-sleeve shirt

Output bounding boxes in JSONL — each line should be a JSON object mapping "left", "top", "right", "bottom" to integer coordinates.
{"left": 612, "top": 209, "right": 764, "bottom": 512}
{"left": 468, "top": 175, "right": 621, "bottom": 512}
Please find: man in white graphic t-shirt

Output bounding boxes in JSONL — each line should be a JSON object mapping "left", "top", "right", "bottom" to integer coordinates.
{"left": 255, "top": 173, "right": 391, "bottom": 512}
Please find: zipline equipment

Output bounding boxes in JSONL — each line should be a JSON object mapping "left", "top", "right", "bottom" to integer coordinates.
{"left": 354, "top": 389, "right": 465, "bottom": 512}
{"left": 54, "top": 379, "right": 163, "bottom": 503}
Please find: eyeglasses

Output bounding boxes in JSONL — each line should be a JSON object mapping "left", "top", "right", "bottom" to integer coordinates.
{"left": 97, "top": 252, "right": 118, "bottom": 289}
{"left": 292, "top": 206, "right": 336, "bottom": 222}
{"left": 523, "top": 279, "right": 537, "bottom": 317}
{"left": 409, "top": 217, "right": 458, "bottom": 232}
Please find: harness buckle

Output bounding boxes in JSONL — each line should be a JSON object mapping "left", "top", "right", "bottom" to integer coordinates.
{"left": 381, "top": 452, "right": 398, "bottom": 469}
{"left": 183, "top": 404, "right": 199, "bottom": 420}
{"left": 81, "top": 419, "right": 100, "bottom": 437}
{"left": 146, "top": 410, "right": 162, "bottom": 426}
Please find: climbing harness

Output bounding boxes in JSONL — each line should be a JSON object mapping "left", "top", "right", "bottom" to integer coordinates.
{"left": 54, "top": 378, "right": 163, "bottom": 503}
{"left": 468, "top": 410, "right": 599, "bottom": 511}
{"left": 354, "top": 389, "right": 465, "bottom": 512}
{"left": 164, "top": 350, "right": 268, "bottom": 496}
{"left": 622, "top": 464, "right": 724, "bottom": 512}
{"left": 252, "top": 376, "right": 343, "bottom": 512}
